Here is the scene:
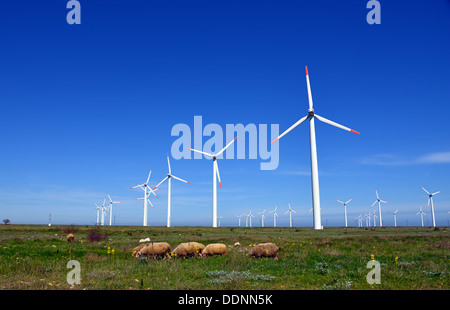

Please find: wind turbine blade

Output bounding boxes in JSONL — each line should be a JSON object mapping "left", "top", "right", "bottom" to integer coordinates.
{"left": 371, "top": 200, "right": 378, "bottom": 207}
{"left": 345, "top": 198, "right": 353, "bottom": 204}
{"left": 216, "top": 136, "right": 238, "bottom": 157}
{"left": 380, "top": 200, "right": 389, "bottom": 204}
{"left": 431, "top": 191, "right": 442, "bottom": 196}
{"left": 214, "top": 160, "right": 222, "bottom": 188}
{"left": 314, "top": 114, "right": 360, "bottom": 135}
{"left": 171, "top": 175, "right": 190, "bottom": 184}
{"left": 147, "top": 198, "right": 154, "bottom": 209}
{"left": 154, "top": 176, "right": 169, "bottom": 189}
{"left": 270, "top": 115, "right": 309, "bottom": 144}
{"left": 148, "top": 187, "right": 159, "bottom": 198}
{"left": 146, "top": 168, "right": 152, "bottom": 184}
{"left": 420, "top": 186, "right": 431, "bottom": 195}
{"left": 336, "top": 199, "right": 345, "bottom": 204}
{"left": 185, "top": 147, "right": 213, "bottom": 158}
{"left": 166, "top": 153, "right": 171, "bottom": 175}
{"left": 305, "top": 66, "right": 314, "bottom": 111}
{"left": 129, "top": 184, "right": 141, "bottom": 189}
{"left": 107, "top": 193, "right": 112, "bottom": 202}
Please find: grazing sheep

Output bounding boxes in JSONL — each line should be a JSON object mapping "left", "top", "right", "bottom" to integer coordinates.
{"left": 246, "top": 243, "right": 279, "bottom": 260}
{"left": 171, "top": 242, "right": 205, "bottom": 257}
{"left": 66, "top": 234, "right": 75, "bottom": 242}
{"left": 132, "top": 243, "right": 148, "bottom": 257}
{"left": 136, "top": 242, "right": 171, "bottom": 259}
{"left": 200, "top": 243, "right": 228, "bottom": 257}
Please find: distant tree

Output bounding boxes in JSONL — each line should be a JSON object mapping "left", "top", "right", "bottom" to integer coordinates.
{"left": 3, "top": 219, "right": 10, "bottom": 225}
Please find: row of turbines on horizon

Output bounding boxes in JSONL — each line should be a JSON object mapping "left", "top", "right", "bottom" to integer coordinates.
{"left": 92, "top": 67, "right": 444, "bottom": 229}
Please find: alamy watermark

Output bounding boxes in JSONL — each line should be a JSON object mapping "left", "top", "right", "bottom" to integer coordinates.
{"left": 66, "top": 260, "right": 81, "bottom": 285}
{"left": 366, "top": 0, "right": 381, "bottom": 25}
{"left": 170, "top": 116, "right": 279, "bottom": 170}
{"left": 366, "top": 260, "right": 381, "bottom": 285}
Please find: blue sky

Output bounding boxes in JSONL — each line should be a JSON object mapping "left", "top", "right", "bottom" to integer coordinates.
{"left": 0, "top": 0, "right": 449, "bottom": 227}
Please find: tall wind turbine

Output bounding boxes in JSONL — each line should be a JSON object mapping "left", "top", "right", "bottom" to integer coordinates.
{"left": 271, "top": 66, "right": 360, "bottom": 230}
{"left": 94, "top": 202, "right": 102, "bottom": 225}
{"left": 106, "top": 193, "right": 123, "bottom": 226}
{"left": 336, "top": 198, "right": 353, "bottom": 227}
{"left": 246, "top": 210, "right": 255, "bottom": 227}
{"left": 186, "top": 136, "right": 238, "bottom": 227}
{"left": 217, "top": 216, "right": 223, "bottom": 227}
{"left": 393, "top": 209, "right": 399, "bottom": 227}
{"left": 130, "top": 167, "right": 159, "bottom": 226}
{"left": 154, "top": 153, "right": 191, "bottom": 228}
{"left": 285, "top": 203, "right": 297, "bottom": 228}
{"left": 98, "top": 197, "right": 108, "bottom": 226}
{"left": 371, "top": 189, "right": 388, "bottom": 227}
{"left": 257, "top": 209, "right": 267, "bottom": 227}
{"left": 268, "top": 206, "right": 279, "bottom": 227}
{"left": 416, "top": 205, "right": 426, "bottom": 227}
{"left": 235, "top": 214, "right": 244, "bottom": 227}
{"left": 420, "top": 186, "right": 441, "bottom": 227}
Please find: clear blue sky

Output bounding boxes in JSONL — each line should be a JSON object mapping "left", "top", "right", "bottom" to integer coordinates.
{"left": 1, "top": 0, "right": 449, "bottom": 227}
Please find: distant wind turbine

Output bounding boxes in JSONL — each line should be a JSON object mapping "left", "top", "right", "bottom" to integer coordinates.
{"left": 285, "top": 203, "right": 297, "bottom": 228}
{"left": 268, "top": 206, "right": 279, "bottom": 227}
{"left": 246, "top": 210, "right": 255, "bottom": 227}
{"left": 186, "top": 136, "right": 238, "bottom": 227}
{"left": 371, "top": 189, "right": 388, "bottom": 227}
{"left": 129, "top": 167, "right": 159, "bottom": 226}
{"left": 336, "top": 198, "right": 353, "bottom": 227}
{"left": 420, "top": 186, "right": 441, "bottom": 227}
{"left": 154, "top": 153, "right": 191, "bottom": 227}
{"left": 416, "top": 205, "right": 426, "bottom": 227}
{"left": 270, "top": 66, "right": 360, "bottom": 230}
{"left": 257, "top": 209, "right": 267, "bottom": 227}
{"left": 235, "top": 213, "right": 244, "bottom": 227}
{"left": 393, "top": 209, "right": 399, "bottom": 227}
{"left": 106, "top": 193, "right": 123, "bottom": 226}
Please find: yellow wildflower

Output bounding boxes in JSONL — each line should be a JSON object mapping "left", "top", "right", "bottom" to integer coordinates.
{"left": 371, "top": 254, "right": 375, "bottom": 261}
{"left": 395, "top": 256, "right": 398, "bottom": 262}
{"left": 112, "top": 249, "right": 115, "bottom": 255}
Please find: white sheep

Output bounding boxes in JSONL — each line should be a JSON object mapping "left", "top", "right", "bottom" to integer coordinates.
{"left": 171, "top": 242, "right": 205, "bottom": 257}
{"left": 200, "top": 243, "right": 228, "bottom": 257}
{"left": 136, "top": 242, "right": 171, "bottom": 259}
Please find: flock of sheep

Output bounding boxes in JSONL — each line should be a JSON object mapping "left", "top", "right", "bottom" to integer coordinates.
{"left": 132, "top": 241, "right": 280, "bottom": 260}
{"left": 65, "top": 233, "right": 280, "bottom": 260}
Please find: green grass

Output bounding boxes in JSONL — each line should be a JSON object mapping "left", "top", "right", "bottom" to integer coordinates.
{"left": 0, "top": 225, "right": 448, "bottom": 290}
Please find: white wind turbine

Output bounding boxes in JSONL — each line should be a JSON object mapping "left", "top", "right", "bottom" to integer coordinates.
{"left": 235, "top": 213, "right": 244, "bottom": 227}
{"left": 97, "top": 197, "right": 108, "bottom": 226}
{"left": 416, "top": 205, "right": 426, "bottom": 227}
{"left": 186, "top": 136, "right": 238, "bottom": 227}
{"left": 246, "top": 210, "right": 255, "bottom": 227}
{"left": 336, "top": 198, "right": 353, "bottom": 228}
{"left": 106, "top": 193, "right": 123, "bottom": 226}
{"left": 357, "top": 213, "right": 363, "bottom": 227}
{"left": 154, "top": 153, "right": 191, "bottom": 228}
{"left": 257, "top": 209, "right": 267, "bottom": 227}
{"left": 130, "top": 167, "right": 159, "bottom": 226}
{"left": 217, "top": 216, "right": 223, "bottom": 227}
{"left": 285, "top": 203, "right": 297, "bottom": 228}
{"left": 393, "top": 209, "right": 399, "bottom": 227}
{"left": 268, "top": 206, "right": 279, "bottom": 227}
{"left": 94, "top": 202, "right": 102, "bottom": 225}
{"left": 270, "top": 66, "right": 360, "bottom": 230}
{"left": 420, "top": 186, "right": 441, "bottom": 227}
{"left": 371, "top": 189, "right": 388, "bottom": 227}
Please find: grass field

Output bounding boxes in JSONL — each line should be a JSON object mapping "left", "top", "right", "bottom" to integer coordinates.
{"left": 0, "top": 224, "right": 448, "bottom": 290}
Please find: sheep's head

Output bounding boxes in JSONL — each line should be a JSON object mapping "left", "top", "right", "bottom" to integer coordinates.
{"left": 135, "top": 251, "right": 143, "bottom": 258}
